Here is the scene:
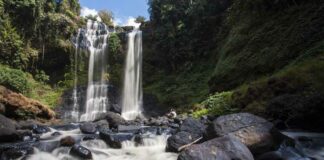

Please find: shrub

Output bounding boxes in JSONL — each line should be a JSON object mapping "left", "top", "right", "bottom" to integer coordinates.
{"left": 34, "top": 70, "right": 49, "bottom": 83}
{"left": 0, "top": 65, "right": 28, "bottom": 93}
{"left": 194, "top": 91, "right": 238, "bottom": 118}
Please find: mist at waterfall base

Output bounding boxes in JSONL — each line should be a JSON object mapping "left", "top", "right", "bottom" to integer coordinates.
{"left": 121, "top": 29, "right": 143, "bottom": 120}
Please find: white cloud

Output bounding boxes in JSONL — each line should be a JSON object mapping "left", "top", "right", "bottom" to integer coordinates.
{"left": 123, "top": 17, "right": 141, "bottom": 28}
{"left": 81, "top": 7, "right": 98, "bottom": 17}
{"left": 113, "top": 18, "right": 122, "bottom": 26}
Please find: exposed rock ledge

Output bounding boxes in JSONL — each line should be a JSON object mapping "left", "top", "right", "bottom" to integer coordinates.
{"left": 0, "top": 85, "right": 55, "bottom": 120}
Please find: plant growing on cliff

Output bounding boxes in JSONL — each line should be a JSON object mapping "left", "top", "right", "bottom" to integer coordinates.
{"left": 194, "top": 91, "right": 238, "bottom": 117}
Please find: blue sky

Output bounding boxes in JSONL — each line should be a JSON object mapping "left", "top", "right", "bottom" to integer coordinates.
{"left": 79, "top": 0, "right": 149, "bottom": 25}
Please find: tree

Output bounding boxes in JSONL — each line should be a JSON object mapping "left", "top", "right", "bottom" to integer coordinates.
{"left": 135, "top": 16, "right": 146, "bottom": 24}
{"left": 98, "top": 10, "right": 114, "bottom": 26}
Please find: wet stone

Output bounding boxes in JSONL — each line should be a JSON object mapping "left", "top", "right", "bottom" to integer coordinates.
{"left": 70, "top": 145, "right": 92, "bottom": 159}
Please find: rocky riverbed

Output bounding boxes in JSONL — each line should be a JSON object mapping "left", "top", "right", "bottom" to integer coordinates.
{"left": 1, "top": 111, "right": 324, "bottom": 160}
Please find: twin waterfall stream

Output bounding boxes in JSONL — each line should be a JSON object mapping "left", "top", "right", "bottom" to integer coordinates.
{"left": 26, "top": 20, "right": 177, "bottom": 160}
{"left": 70, "top": 20, "right": 143, "bottom": 122}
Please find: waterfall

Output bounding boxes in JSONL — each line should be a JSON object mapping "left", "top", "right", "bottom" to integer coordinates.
{"left": 79, "top": 20, "right": 110, "bottom": 121}
{"left": 121, "top": 28, "right": 143, "bottom": 120}
{"left": 71, "top": 29, "right": 81, "bottom": 121}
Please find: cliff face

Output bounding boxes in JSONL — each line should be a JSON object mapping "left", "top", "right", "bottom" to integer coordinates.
{"left": 0, "top": 85, "right": 55, "bottom": 120}
{"left": 209, "top": 0, "right": 324, "bottom": 92}
{"left": 142, "top": 0, "right": 324, "bottom": 124}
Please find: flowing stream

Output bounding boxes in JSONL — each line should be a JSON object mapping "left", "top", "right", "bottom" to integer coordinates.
{"left": 121, "top": 28, "right": 143, "bottom": 120}
{"left": 26, "top": 127, "right": 178, "bottom": 160}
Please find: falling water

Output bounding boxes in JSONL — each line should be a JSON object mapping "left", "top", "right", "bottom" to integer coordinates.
{"left": 79, "top": 20, "right": 110, "bottom": 121}
{"left": 121, "top": 27, "right": 143, "bottom": 120}
{"left": 70, "top": 29, "right": 81, "bottom": 121}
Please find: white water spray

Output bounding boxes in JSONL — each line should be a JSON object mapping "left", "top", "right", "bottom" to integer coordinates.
{"left": 79, "top": 20, "right": 110, "bottom": 121}
{"left": 121, "top": 27, "right": 143, "bottom": 120}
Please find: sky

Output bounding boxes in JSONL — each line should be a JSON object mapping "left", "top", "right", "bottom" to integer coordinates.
{"left": 79, "top": 0, "right": 149, "bottom": 26}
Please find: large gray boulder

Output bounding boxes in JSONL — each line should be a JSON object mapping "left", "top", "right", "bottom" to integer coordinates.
{"left": 179, "top": 118, "right": 206, "bottom": 136}
{"left": 206, "top": 113, "right": 274, "bottom": 154}
{"left": 80, "top": 122, "right": 97, "bottom": 134}
{"left": 94, "top": 112, "right": 126, "bottom": 128}
{"left": 178, "top": 136, "right": 254, "bottom": 160}
{"left": 166, "top": 131, "right": 201, "bottom": 152}
{"left": 166, "top": 118, "right": 206, "bottom": 152}
{"left": 0, "top": 114, "right": 19, "bottom": 142}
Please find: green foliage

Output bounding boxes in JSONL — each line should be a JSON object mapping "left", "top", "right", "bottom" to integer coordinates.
{"left": 144, "top": 62, "right": 213, "bottom": 109}
{"left": 107, "top": 33, "right": 123, "bottom": 86}
{"left": 147, "top": 0, "right": 230, "bottom": 71}
{"left": 98, "top": 10, "right": 114, "bottom": 26}
{"left": 0, "top": 65, "right": 28, "bottom": 93}
{"left": 209, "top": 1, "right": 324, "bottom": 92}
{"left": 109, "top": 33, "right": 122, "bottom": 56}
{"left": 34, "top": 70, "right": 49, "bottom": 83}
{"left": 0, "top": 17, "right": 25, "bottom": 68}
{"left": 135, "top": 16, "right": 146, "bottom": 24}
{"left": 193, "top": 91, "right": 237, "bottom": 118}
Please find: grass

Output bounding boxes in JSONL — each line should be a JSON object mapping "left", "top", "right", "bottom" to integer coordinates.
{"left": 26, "top": 74, "right": 65, "bottom": 108}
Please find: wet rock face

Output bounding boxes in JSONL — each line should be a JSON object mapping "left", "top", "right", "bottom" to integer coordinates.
{"left": 70, "top": 145, "right": 92, "bottom": 159}
{"left": 167, "top": 131, "right": 201, "bottom": 152}
{"left": 0, "top": 114, "right": 19, "bottom": 143}
{"left": 206, "top": 113, "right": 274, "bottom": 154}
{"left": 0, "top": 141, "right": 36, "bottom": 159}
{"left": 33, "top": 125, "right": 50, "bottom": 134}
{"left": 166, "top": 118, "right": 205, "bottom": 152}
{"left": 103, "top": 112, "right": 126, "bottom": 128}
{"left": 80, "top": 123, "right": 97, "bottom": 134}
{"left": 1, "top": 148, "right": 34, "bottom": 160}
{"left": 177, "top": 136, "right": 254, "bottom": 160}
{"left": 179, "top": 118, "right": 206, "bottom": 136}
{"left": 100, "top": 132, "right": 134, "bottom": 148}
{"left": 0, "top": 85, "right": 55, "bottom": 120}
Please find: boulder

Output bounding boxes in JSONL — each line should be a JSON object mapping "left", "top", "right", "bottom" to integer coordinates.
{"left": 179, "top": 118, "right": 205, "bottom": 136}
{"left": 0, "top": 85, "right": 55, "bottom": 120}
{"left": 0, "top": 141, "right": 36, "bottom": 156}
{"left": 80, "top": 122, "right": 97, "bottom": 134}
{"left": 70, "top": 145, "right": 92, "bottom": 159}
{"left": 99, "top": 131, "right": 133, "bottom": 148}
{"left": 60, "top": 136, "right": 76, "bottom": 146}
{"left": 94, "top": 120, "right": 109, "bottom": 130}
{"left": 166, "top": 131, "right": 201, "bottom": 152}
{"left": 177, "top": 136, "right": 254, "bottom": 160}
{"left": 206, "top": 113, "right": 274, "bottom": 154}
{"left": 105, "top": 112, "right": 126, "bottom": 128}
{"left": 0, "top": 148, "right": 33, "bottom": 160}
{"left": 0, "top": 114, "right": 19, "bottom": 142}
{"left": 33, "top": 125, "right": 50, "bottom": 134}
